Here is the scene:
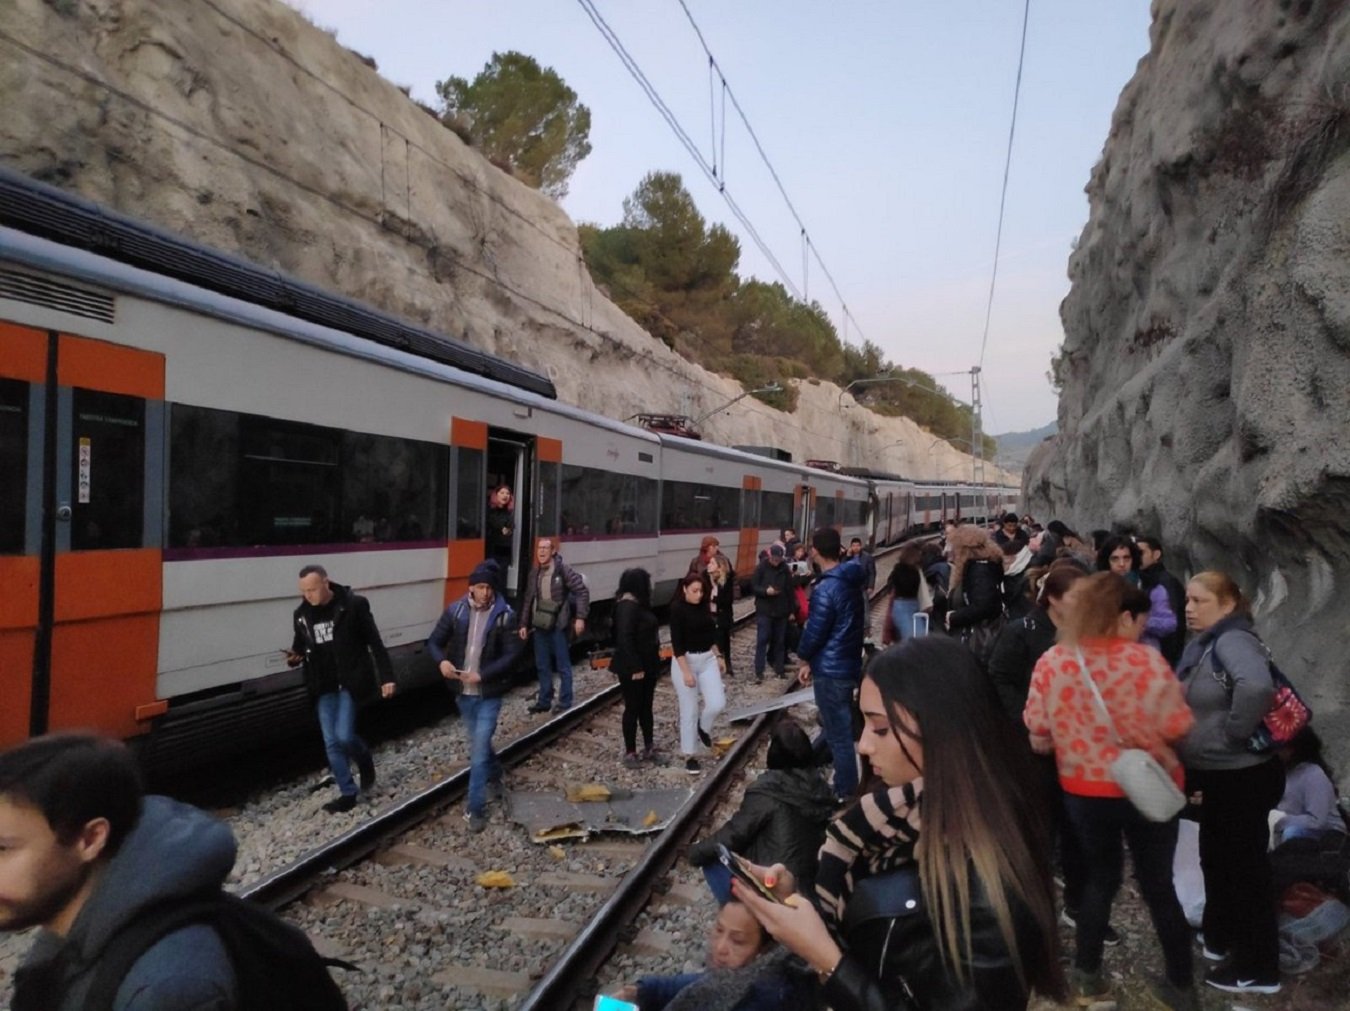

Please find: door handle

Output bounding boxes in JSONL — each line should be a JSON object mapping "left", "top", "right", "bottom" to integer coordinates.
{"left": 56, "top": 504, "right": 72, "bottom": 521}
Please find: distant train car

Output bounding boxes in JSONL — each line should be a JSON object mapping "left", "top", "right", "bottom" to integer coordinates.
{"left": 0, "top": 170, "right": 1015, "bottom": 766}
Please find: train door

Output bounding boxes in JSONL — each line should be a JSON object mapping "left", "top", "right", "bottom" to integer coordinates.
{"left": 793, "top": 483, "right": 816, "bottom": 540}
{"left": 486, "top": 432, "right": 532, "bottom": 601}
{"left": 1, "top": 323, "right": 165, "bottom": 746}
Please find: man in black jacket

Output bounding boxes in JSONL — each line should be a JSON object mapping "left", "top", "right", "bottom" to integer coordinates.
{"left": 752, "top": 544, "right": 793, "bottom": 682}
{"left": 287, "top": 564, "right": 394, "bottom": 813}
{"left": 1137, "top": 535, "right": 1187, "bottom": 666}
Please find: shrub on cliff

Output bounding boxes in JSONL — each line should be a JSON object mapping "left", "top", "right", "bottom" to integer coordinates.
{"left": 436, "top": 51, "right": 592, "bottom": 199}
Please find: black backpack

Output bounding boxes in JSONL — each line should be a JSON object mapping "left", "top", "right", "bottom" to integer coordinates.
{"left": 88, "top": 891, "right": 354, "bottom": 1011}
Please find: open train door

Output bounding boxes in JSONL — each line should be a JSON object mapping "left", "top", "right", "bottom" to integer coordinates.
{"left": 1, "top": 324, "right": 165, "bottom": 746}
{"left": 793, "top": 483, "right": 816, "bottom": 542}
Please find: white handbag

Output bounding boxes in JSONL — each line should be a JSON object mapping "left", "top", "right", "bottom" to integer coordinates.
{"left": 1075, "top": 649, "right": 1186, "bottom": 823}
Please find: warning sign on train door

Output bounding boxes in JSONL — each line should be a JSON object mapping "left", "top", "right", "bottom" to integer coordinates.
{"left": 78, "top": 437, "right": 91, "bottom": 503}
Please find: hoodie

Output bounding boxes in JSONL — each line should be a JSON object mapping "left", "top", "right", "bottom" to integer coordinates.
{"left": 797, "top": 560, "right": 867, "bottom": 681}
{"left": 13, "top": 796, "right": 238, "bottom": 1011}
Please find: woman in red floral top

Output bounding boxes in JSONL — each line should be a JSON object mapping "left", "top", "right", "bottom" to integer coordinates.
{"left": 1024, "top": 572, "right": 1195, "bottom": 1010}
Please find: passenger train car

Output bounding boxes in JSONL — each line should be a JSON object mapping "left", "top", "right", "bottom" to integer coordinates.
{"left": 0, "top": 170, "right": 1015, "bottom": 765}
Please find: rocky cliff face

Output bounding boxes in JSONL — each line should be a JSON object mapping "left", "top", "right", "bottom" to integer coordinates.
{"left": 1026, "top": 0, "right": 1350, "bottom": 763}
{"left": 2, "top": 0, "right": 1003, "bottom": 483}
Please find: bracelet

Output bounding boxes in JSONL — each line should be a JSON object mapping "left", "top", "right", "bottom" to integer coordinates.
{"left": 817, "top": 956, "right": 841, "bottom": 986}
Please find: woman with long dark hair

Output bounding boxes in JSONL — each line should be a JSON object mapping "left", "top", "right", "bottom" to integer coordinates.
{"left": 731, "top": 637, "right": 1064, "bottom": 1010}
{"left": 670, "top": 572, "right": 727, "bottom": 775}
{"left": 610, "top": 567, "right": 661, "bottom": 767}
{"left": 1025, "top": 572, "right": 1195, "bottom": 1009}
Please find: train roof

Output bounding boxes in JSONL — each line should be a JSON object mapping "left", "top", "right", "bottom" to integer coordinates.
{"left": 0, "top": 167, "right": 556, "bottom": 400}
{"left": 657, "top": 432, "right": 871, "bottom": 487}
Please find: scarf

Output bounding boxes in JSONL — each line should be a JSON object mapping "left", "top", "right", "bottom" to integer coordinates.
{"left": 664, "top": 949, "right": 795, "bottom": 1011}
{"left": 815, "top": 780, "right": 923, "bottom": 928}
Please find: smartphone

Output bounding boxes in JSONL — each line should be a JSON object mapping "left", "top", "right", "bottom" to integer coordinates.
{"left": 911, "top": 613, "right": 929, "bottom": 638}
{"left": 594, "top": 996, "right": 638, "bottom": 1011}
{"left": 716, "top": 844, "right": 784, "bottom": 904}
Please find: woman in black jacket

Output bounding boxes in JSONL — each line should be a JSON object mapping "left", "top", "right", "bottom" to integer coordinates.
{"left": 709, "top": 554, "right": 737, "bottom": 678}
{"left": 731, "top": 637, "right": 1064, "bottom": 1011}
{"left": 943, "top": 524, "right": 1005, "bottom": 668}
{"left": 688, "top": 721, "right": 835, "bottom": 897}
{"left": 611, "top": 568, "right": 662, "bottom": 767}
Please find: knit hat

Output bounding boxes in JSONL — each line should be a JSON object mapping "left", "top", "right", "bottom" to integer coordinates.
{"left": 769, "top": 543, "right": 785, "bottom": 558}
{"left": 468, "top": 559, "right": 501, "bottom": 592}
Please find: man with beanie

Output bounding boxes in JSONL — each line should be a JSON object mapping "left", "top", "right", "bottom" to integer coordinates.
{"left": 751, "top": 542, "right": 793, "bottom": 682}
{"left": 796, "top": 527, "right": 867, "bottom": 801}
{"left": 287, "top": 564, "right": 395, "bottom": 814}
{"left": 427, "top": 559, "right": 523, "bottom": 832}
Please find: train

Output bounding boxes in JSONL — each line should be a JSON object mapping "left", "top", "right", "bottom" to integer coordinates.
{"left": 0, "top": 168, "right": 1016, "bottom": 766}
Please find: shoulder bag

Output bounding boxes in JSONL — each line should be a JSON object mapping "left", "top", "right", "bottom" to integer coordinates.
{"left": 1075, "top": 649, "right": 1186, "bottom": 822}
{"left": 1207, "top": 633, "right": 1311, "bottom": 753}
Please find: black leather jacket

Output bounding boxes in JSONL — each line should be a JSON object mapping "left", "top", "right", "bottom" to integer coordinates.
{"left": 823, "top": 865, "right": 1043, "bottom": 1011}
{"left": 687, "top": 768, "right": 836, "bottom": 895}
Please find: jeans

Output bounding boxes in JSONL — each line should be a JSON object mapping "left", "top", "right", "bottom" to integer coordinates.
{"left": 315, "top": 689, "right": 370, "bottom": 798}
{"left": 813, "top": 675, "right": 859, "bottom": 799}
{"left": 671, "top": 650, "right": 725, "bottom": 755}
{"left": 889, "top": 598, "right": 922, "bottom": 640}
{"left": 1190, "top": 759, "right": 1285, "bottom": 979}
{"left": 533, "top": 625, "right": 573, "bottom": 708}
{"left": 458, "top": 693, "right": 504, "bottom": 817}
{"left": 754, "top": 613, "right": 787, "bottom": 676}
{"left": 1063, "top": 794, "right": 1191, "bottom": 986}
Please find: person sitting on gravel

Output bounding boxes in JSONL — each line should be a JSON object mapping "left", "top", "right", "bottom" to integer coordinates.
{"left": 613, "top": 899, "right": 813, "bottom": 1011}
{"left": 687, "top": 720, "right": 836, "bottom": 900}
{"left": 427, "top": 559, "right": 523, "bottom": 833}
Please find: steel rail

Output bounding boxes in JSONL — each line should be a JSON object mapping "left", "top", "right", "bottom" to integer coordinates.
{"left": 242, "top": 538, "right": 915, "bottom": 911}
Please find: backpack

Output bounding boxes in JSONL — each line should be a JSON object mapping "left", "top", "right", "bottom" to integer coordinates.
{"left": 88, "top": 891, "right": 354, "bottom": 1011}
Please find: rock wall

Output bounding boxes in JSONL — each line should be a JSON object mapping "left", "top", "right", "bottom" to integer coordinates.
{"left": 1026, "top": 0, "right": 1350, "bottom": 766}
{"left": 1, "top": 0, "right": 1006, "bottom": 484}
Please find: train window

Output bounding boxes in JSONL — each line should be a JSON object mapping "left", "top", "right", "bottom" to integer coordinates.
{"left": 815, "top": 497, "right": 836, "bottom": 529}
{"left": 760, "top": 491, "right": 794, "bottom": 532}
{"left": 0, "top": 378, "right": 27, "bottom": 555}
{"left": 71, "top": 389, "right": 144, "bottom": 551}
{"left": 741, "top": 488, "right": 761, "bottom": 530}
{"left": 168, "top": 404, "right": 448, "bottom": 548}
{"left": 661, "top": 479, "right": 740, "bottom": 532}
{"left": 560, "top": 464, "right": 657, "bottom": 537}
{"left": 454, "top": 446, "right": 485, "bottom": 540}
{"left": 836, "top": 498, "right": 867, "bottom": 527}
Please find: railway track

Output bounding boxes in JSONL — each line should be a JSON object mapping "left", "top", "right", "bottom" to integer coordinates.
{"left": 236, "top": 547, "right": 909, "bottom": 1008}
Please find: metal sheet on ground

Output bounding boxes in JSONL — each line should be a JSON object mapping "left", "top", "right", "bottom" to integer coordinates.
{"left": 723, "top": 687, "right": 815, "bottom": 723}
{"left": 509, "top": 788, "right": 692, "bottom": 843}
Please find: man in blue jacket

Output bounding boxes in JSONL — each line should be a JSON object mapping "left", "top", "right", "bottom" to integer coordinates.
{"left": 428, "top": 559, "right": 523, "bottom": 832}
{"left": 796, "top": 527, "right": 866, "bottom": 801}
{"left": 4, "top": 734, "right": 238, "bottom": 1010}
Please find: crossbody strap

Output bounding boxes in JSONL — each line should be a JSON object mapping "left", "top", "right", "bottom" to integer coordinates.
{"left": 1074, "top": 648, "right": 1122, "bottom": 746}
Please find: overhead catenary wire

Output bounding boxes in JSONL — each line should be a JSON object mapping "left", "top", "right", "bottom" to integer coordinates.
{"left": 976, "top": 0, "right": 1031, "bottom": 373}
{"left": 576, "top": 0, "right": 802, "bottom": 300}
{"left": 675, "top": 0, "right": 870, "bottom": 347}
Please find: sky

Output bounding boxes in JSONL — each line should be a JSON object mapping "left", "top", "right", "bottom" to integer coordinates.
{"left": 294, "top": 1, "right": 1152, "bottom": 433}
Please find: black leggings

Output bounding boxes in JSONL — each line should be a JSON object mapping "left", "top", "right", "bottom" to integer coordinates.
{"left": 1191, "top": 759, "right": 1285, "bottom": 979}
{"left": 716, "top": 614, "right": 734, "bottom": 675}
{"left": 618, "top": 669, "right": 658, "bottom": 753}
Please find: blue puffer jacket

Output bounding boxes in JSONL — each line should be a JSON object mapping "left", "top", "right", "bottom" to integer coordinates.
{"left": 797, "top": 560, "right": 867, "bottom": 680}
